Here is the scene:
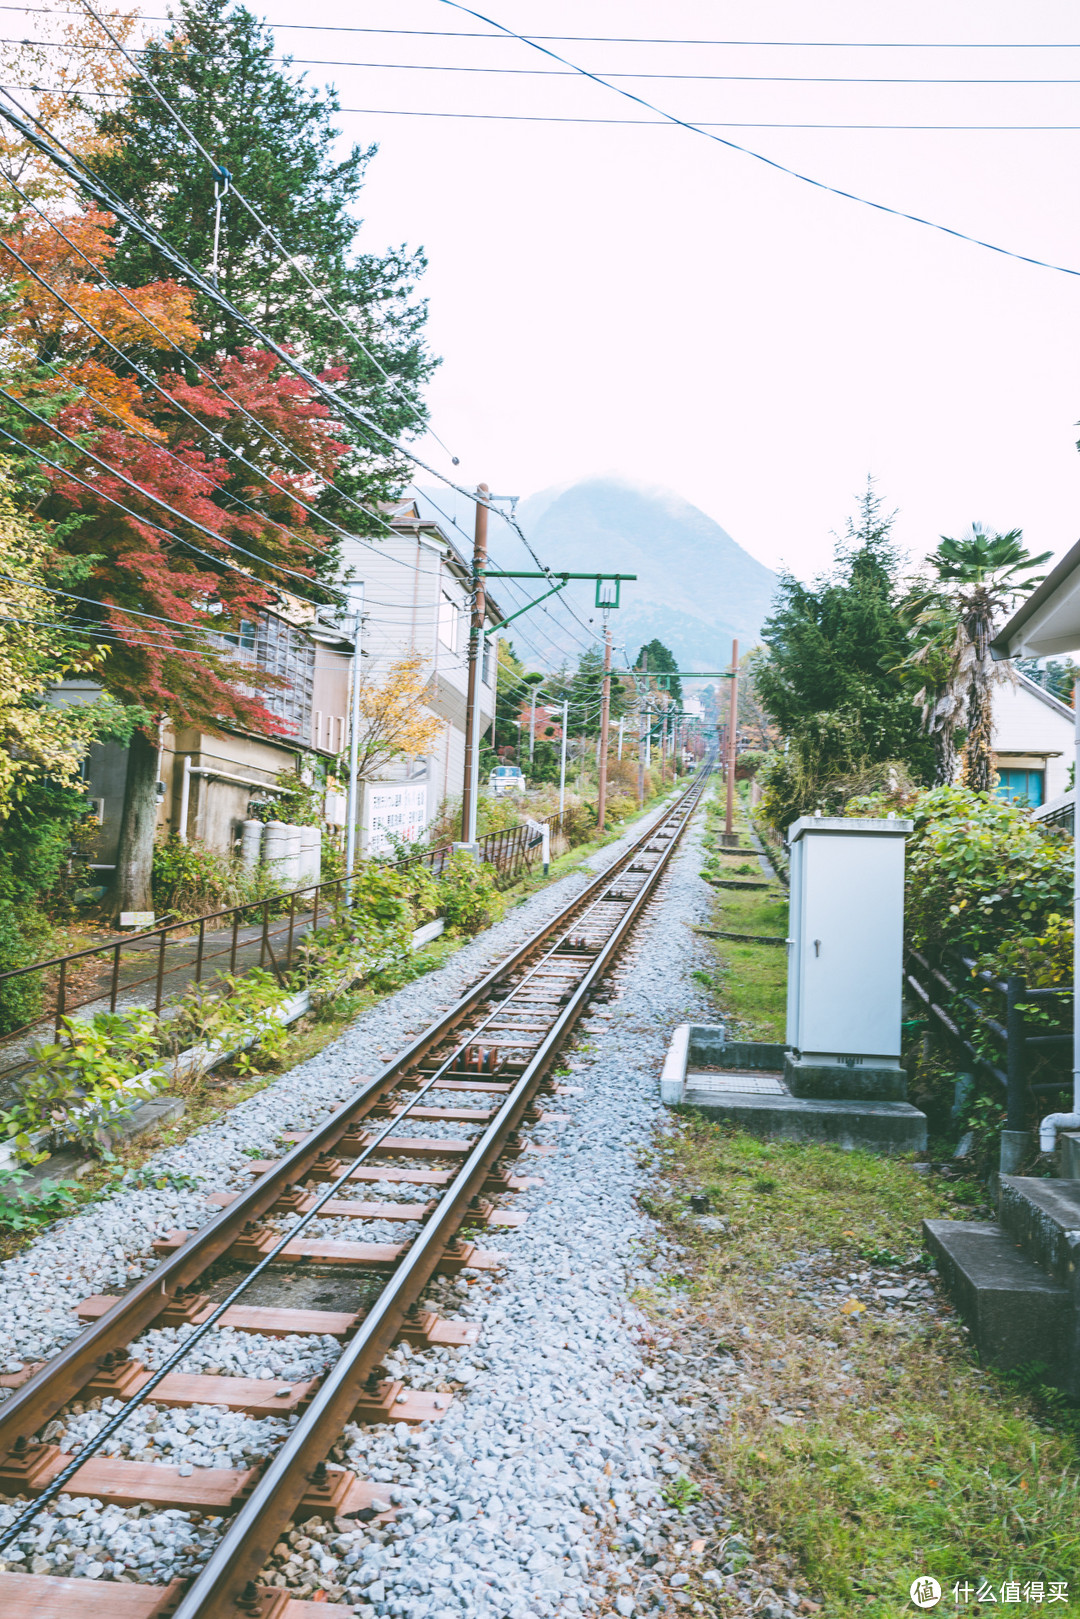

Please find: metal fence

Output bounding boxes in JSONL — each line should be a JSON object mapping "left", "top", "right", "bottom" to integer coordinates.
{"left": 0, "top": 809, "right": 569, "bottom": 1085}
{"left": 905, "top": 946, "right": 1072, "bottom": 1132}
{"left": 391, "top": 811, "right": 566, "bottom": 888}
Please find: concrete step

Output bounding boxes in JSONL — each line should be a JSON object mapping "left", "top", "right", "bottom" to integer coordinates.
{"left": 681, "top": 1084, "right": 926, "bottom": 1152}
{"left": 998, "top": 1176, "right": 1080, "bottom": 1289}
{"left": 923, "top": 1218, "right": 1074, "bottom": 1391}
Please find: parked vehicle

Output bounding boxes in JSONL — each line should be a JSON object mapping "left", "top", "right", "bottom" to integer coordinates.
{"left": 489, "top": 764, "right": 525, "bottom": 797}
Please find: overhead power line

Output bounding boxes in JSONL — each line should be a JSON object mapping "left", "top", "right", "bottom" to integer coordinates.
{"left": 436, "top": 0, "right": 1080, "bottom": 278}
{"left": 16, "top": 42, "right": 1080, "bottom": 81}
{"left": 5, "top": 11, "right": 1080, "bottom": 46}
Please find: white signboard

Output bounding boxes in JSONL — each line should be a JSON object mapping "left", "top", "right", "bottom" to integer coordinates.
{"left": 363, "top": 782, "right": 428, "bottom": 857}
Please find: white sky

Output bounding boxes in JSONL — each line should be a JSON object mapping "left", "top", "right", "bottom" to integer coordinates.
{"left": 242, "top": 0, "right": 1080, "bottom": 586}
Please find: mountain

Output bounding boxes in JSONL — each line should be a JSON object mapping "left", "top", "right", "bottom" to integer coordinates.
{"left": 513, "top": 476, "right": 777, "bottom": 670}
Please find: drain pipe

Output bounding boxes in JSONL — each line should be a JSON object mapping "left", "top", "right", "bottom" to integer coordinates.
{"left": 1039, "top": 681, "right": 1080, "bottom": 1154}
{"left": 177, "top": 757, "right": 284, "bottom": 844}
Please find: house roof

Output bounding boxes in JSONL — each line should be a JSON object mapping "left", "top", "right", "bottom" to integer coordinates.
{"left": 992, "top": 534, "right": 1080, "bottom": 658}
{"left": 379, "top": 497, "right": 504, "bottom": 626}
{"left": 1013, "top": 668, "right": 1076, "bottom": 724}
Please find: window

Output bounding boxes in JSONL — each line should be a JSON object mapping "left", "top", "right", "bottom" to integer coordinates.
{"left": 438, "top": 592, "right": 458, "bottom": 652}
{"left": 995, "top": 767, "right": 1045, "bottom": 807}
{"left": 222, "top": 619, "right": 256, "bottom": 651}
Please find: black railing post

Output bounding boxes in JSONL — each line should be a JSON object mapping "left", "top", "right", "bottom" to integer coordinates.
{"left": 55, "top": 958, "right": 66, "bottom": 1037}
{"left": 195, "top": 918, "right": 205, "bottom": 985}
{"left": 260, "top": 901, "right": 270, "bottom": 970}
{"left": 109, "top": 941, "right": 121, "bottom": 1013}
{"left": 154, "top": 928, "right": 167, "bottom": 1013}
{"left": 1005, "top": 975, "right": 1027, "bottom": 1132}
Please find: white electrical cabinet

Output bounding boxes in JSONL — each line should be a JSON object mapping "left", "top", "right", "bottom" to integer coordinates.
{"left": 785, "top": 816, "right": 911, "bottom": 1062}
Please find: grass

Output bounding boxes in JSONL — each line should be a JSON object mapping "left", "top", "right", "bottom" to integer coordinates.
{"left": 646, "top": 1120, "right": 1080, "bottom": 1615}
{"left": 696, "top": 792, "right": 788, "bottom": 1041}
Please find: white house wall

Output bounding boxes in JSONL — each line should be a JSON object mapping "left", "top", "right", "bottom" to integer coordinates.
{"left": 991, "top": 675, "right": 1074, "bottom": 802}
{"left": 338, "top": 529, "right": 496, "bottom": 831}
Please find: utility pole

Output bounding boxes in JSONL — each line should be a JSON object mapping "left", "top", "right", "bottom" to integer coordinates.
{"left": 558, "top": 698, "right": 568, "bottom": 818}
{"left": 596, "top": 622, "right": 613, "bottom": 832}
{"left": 636, "top": 650, "right": 648, "bottom": 806}
{"left": 724, "top": 638, "right": 739, "bottom": 845}
{"left": 460, "top": 483, "right": 488, "bottom": 846}
{"left": 344, "top": 584, "right": 365, "bottom": 885}
{"left": 529, "top": 683, "right": 537, "bottom": 769}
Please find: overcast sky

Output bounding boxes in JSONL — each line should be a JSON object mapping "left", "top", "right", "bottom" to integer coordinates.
{"left": 242, "top": 0, "right": 1080, "bottom": 588}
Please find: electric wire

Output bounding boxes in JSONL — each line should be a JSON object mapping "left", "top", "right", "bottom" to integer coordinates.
{"left": 20, "top": 40, "right": 1080, "bottom": 80}
{"left": 0, "top": 416, "right": 344, "bottom": 614}
{"left": 21, "top": 90, "right": 1080, "bottom": 128}
{"left": 0, "top": 89, "right": 532, "bottom": 545}
{"left": 8, "top": 12, "right": 1080, "bottom": 45}
{"left": 436, "top": 0, "right": 1080, "bottom": 278}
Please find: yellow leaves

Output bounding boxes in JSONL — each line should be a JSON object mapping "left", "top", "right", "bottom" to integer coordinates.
{"left": 0, "top": 459, "right": 115, "bottom": 814}
{"left": 352, "top": 655, "right": 443, "bottom": 779}
{"left": 839, "top": 1297, "right": 867, "bottom": 1316}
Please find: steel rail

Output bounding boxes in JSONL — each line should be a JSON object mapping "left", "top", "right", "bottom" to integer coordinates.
{"left": 0, "top": 780, "right": 706, "bottom": 1459}
{"left": 173, "top": 770, "right": 710, "bottom": 1616}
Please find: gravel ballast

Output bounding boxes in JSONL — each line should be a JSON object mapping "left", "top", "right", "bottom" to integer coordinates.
{"left": 0, "top": 788, "right": 784, "bottom": 1615}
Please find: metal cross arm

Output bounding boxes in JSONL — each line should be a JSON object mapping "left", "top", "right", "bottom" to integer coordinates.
{"left": 480, "top": 570, "right": 637, "bottom": 580}
{"left": 487, "top": 577, "right": 570, "bottom": 632}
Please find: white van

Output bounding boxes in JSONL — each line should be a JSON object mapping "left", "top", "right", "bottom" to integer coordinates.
{"left": 489, "top": 764, "right": 525, "bottom": 797}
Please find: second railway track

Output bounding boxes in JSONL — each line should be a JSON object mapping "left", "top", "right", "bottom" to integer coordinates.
{"left": 0, "top": 770, "right": 711, "bottom": 1618}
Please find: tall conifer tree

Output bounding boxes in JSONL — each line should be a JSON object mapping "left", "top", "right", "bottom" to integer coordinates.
{"left": 91, "top": 0, "right": 435, "bottom": 507}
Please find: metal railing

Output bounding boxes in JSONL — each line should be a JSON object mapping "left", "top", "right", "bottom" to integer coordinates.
{"left": 905, "top": 946, "right": 1072, "bottom": 1131}
{"left": 0, "top": 877, "right": 357, "bottom": 1085}
{"left": 390, "top": 810, "right": 566, "bottom": 887}
{"left": 0, "top": 810, "right": 570, "bottom": 1082}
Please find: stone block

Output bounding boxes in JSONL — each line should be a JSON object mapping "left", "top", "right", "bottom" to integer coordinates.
{"left": 784, "top": 1053, "right": 908, "bottom": 1102}
{"left": 924, "top": 1217, "right": 1074, "bottom": 1391}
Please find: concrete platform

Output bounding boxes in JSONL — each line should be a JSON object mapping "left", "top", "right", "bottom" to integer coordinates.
{"left": 660, "top": 1024, "right": 926, "bottom": 1152}
{"left": 681, "top": 1075, "right": 927, "bottom": 1151}
{"left": 923, "top": 1218, "right": 1074, "bottom": 1389}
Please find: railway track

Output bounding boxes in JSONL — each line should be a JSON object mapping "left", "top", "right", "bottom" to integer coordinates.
{"left": 0, "top": 769, "right": 711, "bottom": 1618}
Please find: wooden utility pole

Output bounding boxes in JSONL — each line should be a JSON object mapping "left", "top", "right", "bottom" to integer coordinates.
{"left": 596, "top": 622, "right": 613, "bottom": 831}
{"left": 636, "top": 650, "right": 648, "bottom": 806}
{"left": 460, "top": 482, "right": 489, "bottom": 843}
{"left": 723, "top": 638, "right": 739, "bottom": 845}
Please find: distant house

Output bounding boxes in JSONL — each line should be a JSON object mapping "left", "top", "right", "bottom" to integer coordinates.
{"left": 56, "top": 496, "right": 504, "bottom": 878}
{"left": 336, "top": 496, "right": 502, "bottom": 853}
{"left": 989, "top": 669, "right": 1073, "bottom": 809}
{"left": 58, "top": 593, "right": 353, "bottom": 880}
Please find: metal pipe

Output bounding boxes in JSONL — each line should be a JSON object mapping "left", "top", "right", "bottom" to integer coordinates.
{"left": 345, "top": 588, "right": 364, "bottom": 883}
{"left": 1040, "top": 680, "right": 1080, "bottom": 1153}
{"left": 558, "top": 699, "right": 568, "bottom": 818}
{"left": 178, "top": 757, "right": 284, "bottom": 845}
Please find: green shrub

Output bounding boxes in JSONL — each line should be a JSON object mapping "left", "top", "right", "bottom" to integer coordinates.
{"left": 4, "top": 1008, "right": 162, "bottom": 1161}
{"left": 906, "top": 786, "right": 1072, "bottom": 976}
{"left": 434, "top": 852, "right": 504, "bottom": 935}
{"left": 151, "top": 836, "right": 283, "bottom": 920}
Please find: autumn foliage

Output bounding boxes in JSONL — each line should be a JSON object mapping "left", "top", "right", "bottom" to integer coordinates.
{"left": 0, "top": 197, "right": 349, "bottom": 736}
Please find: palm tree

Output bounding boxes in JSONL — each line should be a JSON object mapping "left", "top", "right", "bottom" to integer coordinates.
{"left": 905, "top": 525, "right": 1050, "bottom": 791}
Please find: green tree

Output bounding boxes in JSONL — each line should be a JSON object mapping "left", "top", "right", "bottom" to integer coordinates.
{"left": 904, "top": 526, "right": 1051, "bottom": 792}
{"left": 755, "top": 481, "right": 935, "bottom": 830}
{"left": 635, "top": 639, "right": 682, "bottom": 707}
{"left": 90, "top": 0, "right": 435, "bottom": 509}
